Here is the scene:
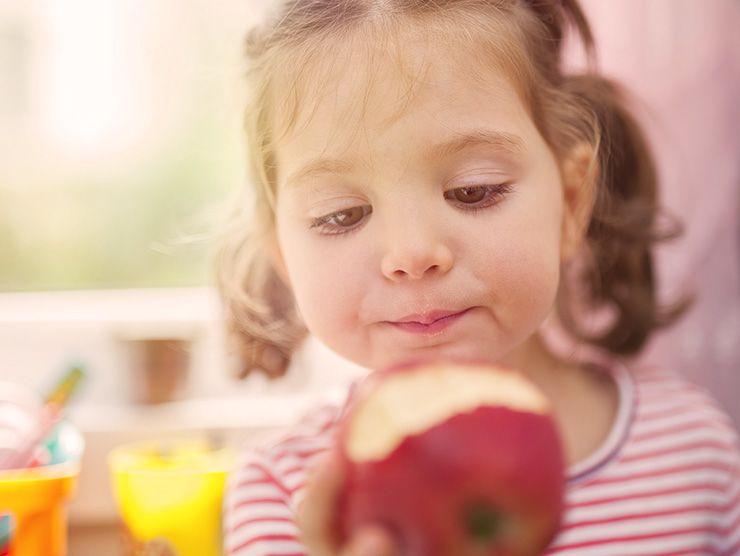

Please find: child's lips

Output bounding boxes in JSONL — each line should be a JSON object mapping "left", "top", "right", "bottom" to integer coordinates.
{"left": 388, "top": 308, "right": 473, "bottom": 334}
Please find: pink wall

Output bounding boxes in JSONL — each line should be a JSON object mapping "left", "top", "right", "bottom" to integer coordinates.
{"left": 573, "top": 0, "right": 740, "bottom": 424}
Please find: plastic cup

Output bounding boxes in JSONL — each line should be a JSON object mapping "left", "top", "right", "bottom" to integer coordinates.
{"left": 0, "top": 423, "right": 83, "bottom": 556}
{"left": 109, "top": 439, "right": 235, "bottom": 556}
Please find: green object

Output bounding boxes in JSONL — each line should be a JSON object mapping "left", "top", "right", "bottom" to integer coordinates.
{"left": 44, "top": 424, "right": 64, "bottom": 466}
{"left": 46, "top": 365, "right": 86, "bottom": 406}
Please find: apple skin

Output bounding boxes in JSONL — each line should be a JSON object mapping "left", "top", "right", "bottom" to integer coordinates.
{"left": 335, "top": 360, "right": 566, "bottom": 556}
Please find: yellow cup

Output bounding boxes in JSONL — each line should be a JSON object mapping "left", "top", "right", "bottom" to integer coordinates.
{"left": 109, "top": 439, "right": 235, "bottom": 556}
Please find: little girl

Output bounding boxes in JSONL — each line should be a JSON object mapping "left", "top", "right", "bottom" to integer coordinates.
{"left": 218, "top": 0, "right": 740, "bottom": 554}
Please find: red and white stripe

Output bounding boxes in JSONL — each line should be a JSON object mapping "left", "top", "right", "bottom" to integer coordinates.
{"left": 224, "top": 367, "right": 740, "bottom": 555}
{"left": 224, "top": 407, "right": 337, "bottom": 555}
{"left": 546, "top": 368, "right": 740, "bottom": 555}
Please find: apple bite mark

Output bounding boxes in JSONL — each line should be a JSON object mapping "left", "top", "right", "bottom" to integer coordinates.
{"left": 345, "top": 363, "right": 551, "bottom": 462}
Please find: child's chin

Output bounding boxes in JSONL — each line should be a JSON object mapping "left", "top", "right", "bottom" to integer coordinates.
{"left": 373, "top": 348, "right": 506, "bottom": 372}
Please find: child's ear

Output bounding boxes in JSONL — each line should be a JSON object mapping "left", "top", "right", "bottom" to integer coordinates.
{"left": 560, "top": 143, "right": 598, "bottom": 262}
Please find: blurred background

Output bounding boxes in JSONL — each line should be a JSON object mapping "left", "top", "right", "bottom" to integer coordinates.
{"left": 0, "top": 0, "right": 738, "bottom": 553}
{"left": 0, "top": 0, "right": 249, "bottom": 291}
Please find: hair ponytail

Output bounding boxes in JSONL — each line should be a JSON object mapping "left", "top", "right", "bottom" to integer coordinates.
{"left": 216, "top": 190, "right": 307, "bottom": 378}
{"left": 554, "top": 75, "right": 689, "bottom": 355}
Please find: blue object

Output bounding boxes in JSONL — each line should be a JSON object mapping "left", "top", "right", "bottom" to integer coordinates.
{"left": 0, "top": 513, "right": 12, "bottom": 551}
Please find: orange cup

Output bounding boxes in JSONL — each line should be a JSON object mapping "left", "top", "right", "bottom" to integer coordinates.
{"left": 0, "top": 423, "right": 83, "bottom": 556}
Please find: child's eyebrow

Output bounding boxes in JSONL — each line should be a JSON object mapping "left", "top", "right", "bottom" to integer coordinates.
{"left": 284, "top": 158, "right": 356, "bottom": 189}
{"left": 283, "top": 129, "right": 524, "bottom": 189}
{"left": 426, "top": 129, "right": 526, "bottom": 160}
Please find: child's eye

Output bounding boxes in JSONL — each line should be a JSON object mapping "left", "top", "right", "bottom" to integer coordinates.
{"left": 444, "top": 184, "right": 513, "bottom": 210}
{"left": 310, "top": 205, "right": 372, "bottom": 235}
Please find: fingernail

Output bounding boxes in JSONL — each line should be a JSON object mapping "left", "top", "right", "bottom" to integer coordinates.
{"left": 355, "top": 528, "right": 394, "bottom": 556}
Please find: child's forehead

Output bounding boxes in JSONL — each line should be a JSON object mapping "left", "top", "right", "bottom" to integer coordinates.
{"left": 268, "top": 20, "right": 524, "bottom": 149}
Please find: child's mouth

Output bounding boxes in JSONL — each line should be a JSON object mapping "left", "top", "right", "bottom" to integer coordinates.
{"left": 389, "top": 308, "right": 472, "bottom": 334}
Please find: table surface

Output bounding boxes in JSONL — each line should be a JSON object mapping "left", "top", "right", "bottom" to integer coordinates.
{"left": 69, "top": 523, "right": 121, "bottom": 555}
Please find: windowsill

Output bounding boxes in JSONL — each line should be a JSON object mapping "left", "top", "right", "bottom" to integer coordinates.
{"left": 69, "top": 393, "right": 320, "bottom": 433}
{"left": 0, "top": 286, "right": 215, "bottom": 324}
{"left": 0, "top": 287, "right": 319, "bottom": 402}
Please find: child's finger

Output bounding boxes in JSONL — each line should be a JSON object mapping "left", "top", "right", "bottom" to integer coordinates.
{"left": 297, "top": 452, "right": 345, "bottom": 555}
{"left": 342, "top": 525, "right": 398, "bottom": 556}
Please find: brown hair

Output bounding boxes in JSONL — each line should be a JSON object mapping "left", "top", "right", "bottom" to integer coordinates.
{"left": 217, "top": 0, "right": 686, "bottom": 378}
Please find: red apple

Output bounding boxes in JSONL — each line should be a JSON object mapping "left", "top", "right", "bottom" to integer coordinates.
{"left": 335, "top": 360, "right": 565, "bottom": 556}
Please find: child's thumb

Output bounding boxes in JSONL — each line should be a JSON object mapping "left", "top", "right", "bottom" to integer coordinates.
{"left": 345, "top": 525, "right": 398, "bottom": 556}
{"left": 298, "top": 452, "right": 346, "bottom": 553}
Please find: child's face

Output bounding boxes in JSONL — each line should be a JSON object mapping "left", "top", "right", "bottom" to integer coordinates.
{"left": 271, "top": 36, "right": 568, "bottom": 371}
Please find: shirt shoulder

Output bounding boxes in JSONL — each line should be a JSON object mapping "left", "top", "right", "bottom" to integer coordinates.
{"left": 630, "top": 366, "right": 739, "bottom": 450}
{"left": 550, "top": 365, "right": 740, "bottom": 554}
{"left": 223, "top": 402, "right": 342, "bottom": 555}
{"left": 232, "top": 401, "right": 342, "bottom": 503}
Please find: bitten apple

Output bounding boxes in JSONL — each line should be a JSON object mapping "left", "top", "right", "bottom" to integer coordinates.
{"left": 335, "top": 360, "right": 565, "bottom": 556}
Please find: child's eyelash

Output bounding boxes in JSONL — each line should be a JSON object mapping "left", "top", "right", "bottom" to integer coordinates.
{"left": 443, "top": 183, "right": 513, "bottom": 211}
{"left": 309, "top": 184, "right": 512, "bottom": 236}
{"left": 310, "top": 205, "right": 372, "bottom": 236}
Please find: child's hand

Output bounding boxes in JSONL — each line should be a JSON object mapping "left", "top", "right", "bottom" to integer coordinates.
{"left": 298, "top": 451, "right": 398, "bottom": 556}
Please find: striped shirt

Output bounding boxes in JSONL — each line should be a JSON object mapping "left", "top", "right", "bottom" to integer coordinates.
{"left": 223, "top": 364, "right": 740, "bottom": 555}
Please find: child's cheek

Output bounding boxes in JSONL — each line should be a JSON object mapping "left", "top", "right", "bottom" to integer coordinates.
{"left": 486, "top": 241, "right": 561, "bottom": 330}
{"left": 287, "top": 239, "right": 369, "bottom": 329}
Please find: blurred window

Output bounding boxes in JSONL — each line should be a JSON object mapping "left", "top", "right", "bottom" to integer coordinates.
{"left": 0, "top": 0, "right": 267, "bottom": 291}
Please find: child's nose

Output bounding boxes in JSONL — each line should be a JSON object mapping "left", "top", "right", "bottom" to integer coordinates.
{"left": 380, "top": 226, "right": 454, "bottom": 282}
